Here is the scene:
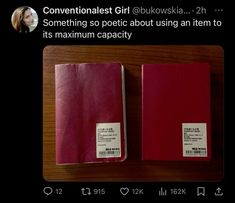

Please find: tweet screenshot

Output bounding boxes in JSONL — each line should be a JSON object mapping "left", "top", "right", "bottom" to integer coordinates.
{"left": 1, "top": 0, "right": 227, "bottom": 201}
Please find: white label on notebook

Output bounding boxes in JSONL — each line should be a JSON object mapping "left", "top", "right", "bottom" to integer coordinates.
{"left": 96, "top": 123, "right": 121, "bottom": 158}
{"left": 182, "top": 123, "right": 207, "bottom": 157}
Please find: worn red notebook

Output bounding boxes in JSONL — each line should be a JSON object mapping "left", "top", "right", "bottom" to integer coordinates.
{"left": 142, "top": 63, "right": 211, "bottom": 161}
{"left": 55, "top": 63, "right": 127, "bottom": 164}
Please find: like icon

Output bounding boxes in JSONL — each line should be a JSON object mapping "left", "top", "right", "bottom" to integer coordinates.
{"left": 120, "top": 187, "right": 129, "bottom": 196}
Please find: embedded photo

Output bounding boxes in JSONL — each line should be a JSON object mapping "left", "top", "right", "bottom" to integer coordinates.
{"left": 43, "top": 45, "right": 224, "bottom": 182}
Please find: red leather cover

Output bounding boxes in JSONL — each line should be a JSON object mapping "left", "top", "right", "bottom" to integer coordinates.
{"left": 142, "top": 63, "right": 211, "bottom": 160}
{"left": 55, "top": 63, "right": 127, "bottom": 164}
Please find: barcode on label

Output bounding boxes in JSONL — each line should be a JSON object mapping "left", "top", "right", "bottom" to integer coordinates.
{"left": 99, "top": 151, "right": 120, "bottom": 156}
{"left": 185, "top": 150, "right": 206, "bottom": 155}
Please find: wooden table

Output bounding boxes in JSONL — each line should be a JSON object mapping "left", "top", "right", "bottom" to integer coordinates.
{"left": 43, "top": 45, "right": 223, "bottom": 181}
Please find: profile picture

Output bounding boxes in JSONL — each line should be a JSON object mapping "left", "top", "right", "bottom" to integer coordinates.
{"left": 11, "top": 6, "right": 38, "bottom": 33}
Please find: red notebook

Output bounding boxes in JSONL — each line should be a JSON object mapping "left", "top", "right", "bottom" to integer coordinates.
{"left": 142, "top": 63, "right": 211, "bottom": 161}
{"left": 55, "top": 63, "right": 127, "bottom": 164}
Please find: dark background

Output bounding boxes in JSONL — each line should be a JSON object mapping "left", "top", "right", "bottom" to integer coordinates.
{"left": 0, "top": 0, "right": 229, "bottom": 201}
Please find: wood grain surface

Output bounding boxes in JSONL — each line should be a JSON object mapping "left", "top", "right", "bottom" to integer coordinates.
{"left": 43, "top": 45, "right": 223, "bottom": 181}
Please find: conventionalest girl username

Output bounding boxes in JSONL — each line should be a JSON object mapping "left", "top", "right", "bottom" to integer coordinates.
{"left": 43, "top": 6, "right": 130, "bottom": 15}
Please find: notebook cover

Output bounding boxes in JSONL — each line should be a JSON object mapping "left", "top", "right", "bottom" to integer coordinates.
{"left": 142, "top": 63, "right": 211, "bottom": 161}
{"left": 55, "top": 63, "right": 127, "bottom": 164}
